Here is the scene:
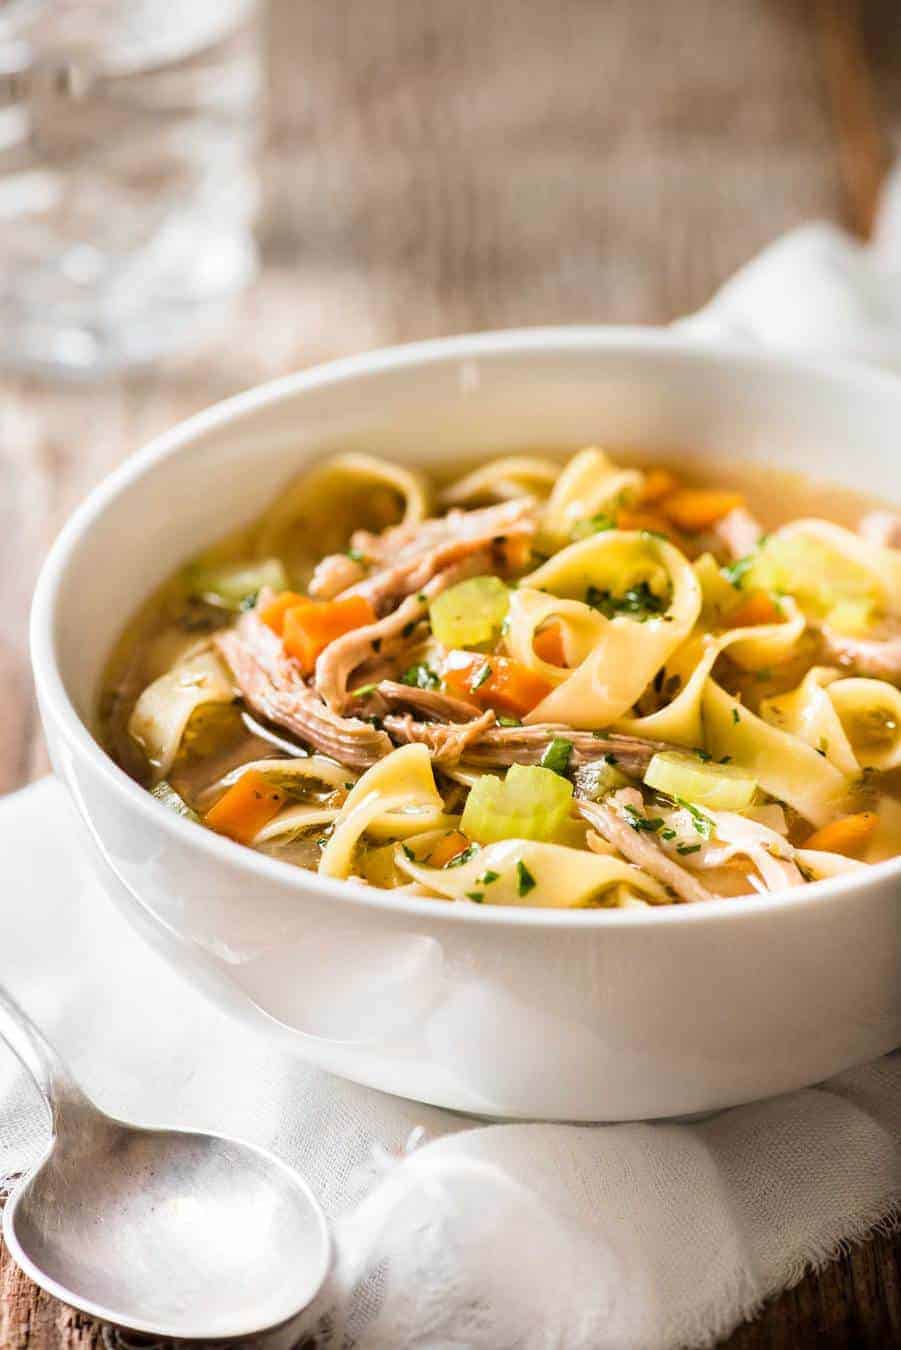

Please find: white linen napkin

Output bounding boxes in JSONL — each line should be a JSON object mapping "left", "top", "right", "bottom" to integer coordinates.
{"left": 0, "top": 779, "right": 898, "bottom": 1350}
{"left": 4, "top": 185, "right": 901, "bottom": 1347}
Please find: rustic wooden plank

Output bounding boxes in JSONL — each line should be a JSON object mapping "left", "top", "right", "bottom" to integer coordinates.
{"left": 0, "top": 0, "right": 897, "bottom": 1345}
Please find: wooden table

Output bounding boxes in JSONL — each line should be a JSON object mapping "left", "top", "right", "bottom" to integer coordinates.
{"left": 0, "top": 1, "right": 898, "bottom": 1344}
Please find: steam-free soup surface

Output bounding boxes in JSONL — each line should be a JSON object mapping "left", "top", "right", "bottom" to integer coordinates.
{"left": 99, "top": 448, "right": 901, "bottom": 908}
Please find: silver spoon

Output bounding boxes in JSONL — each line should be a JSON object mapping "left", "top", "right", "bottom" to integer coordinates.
{"left": 0, "top": 987, "right": 331, "bottom": 1342}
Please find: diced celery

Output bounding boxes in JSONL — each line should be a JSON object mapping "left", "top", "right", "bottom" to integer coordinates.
{"left": 429, "top": 575, "right": 509, "bottom": 648}
{"left": 644, "top": 751, "right": 758, "bottom": 811}
{"left": 573, "top": 758, "right": 631, "bottom": 800}
{"left": 151, "top": 780, "right": 200, "bottom": 822}
{"left": 184, "top": 558, "right": 288, "bottom": 610}
{"left": 460, "top": 763, "right": 573, "bottom": 843}
{"left": 747, "top": 536, "right": 876, "bottom": 619}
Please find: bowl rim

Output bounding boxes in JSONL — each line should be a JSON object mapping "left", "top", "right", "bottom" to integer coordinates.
{"left": 30, "top": 323, "right": 901, "bottom": 930}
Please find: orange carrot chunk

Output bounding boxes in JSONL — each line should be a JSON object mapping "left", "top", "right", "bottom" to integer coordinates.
{"left": 443, "top": 651, "right": 553, "bottom": 717}
{"left": 259, "top": 591, "right": 311, "bottom": 636}
{"left": 803, "top": 812, "right": 878, "bottom": 857}
{"left": 616, "top": 508, "right": 679, "bottom": 539}
{"left": 724, "top": 591, "right": 783, "bottom": 629}
{"left": 661, "top": 489, "right": 745, "bottom": 533}
{"left": 282, "top": 595, "right": 377, "bottom": 674}
{"left": 427, "top": 830, "right": 472, "bottom": 867}
{"left": 638, "top": 468, "right": 680, "bottom": 504}
{"left": 533, "top": 621, "right": 568, "bottom": 667}
{"left": 204, "top": 769, "right": 287, "bottom": 845}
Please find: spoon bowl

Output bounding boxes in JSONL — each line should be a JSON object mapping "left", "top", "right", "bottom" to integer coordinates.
{"left": 0, "top": 989, "right": 331, "bottom": 1341}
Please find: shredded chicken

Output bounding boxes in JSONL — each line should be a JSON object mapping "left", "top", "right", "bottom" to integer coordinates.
{"left": 375, "top": 682, "right": 482, "bottom": 722}
{"left": 859, "top": 510, "right": 901, "bottom": 550}
{"left": 461, "top": 727, "right": 668, "bottom": 777}
{"left": 339, "top": 498, "right": 537, "bottom": 613}
{"left": 308, "top": 552, "right": 365, "bottom": 599}
{"left": 383, "top": 709, "right": 496, "bottom": 764}
{"left": 216, "top": 604, "right": 392, "bottom": 768}
{"left": 712, "top": 506, "right": 764, "bottom": 561}
{"left": 314, "top": 551, "right": 497, "bottom": 713}
{"left": 576, "top": 789, "right": 716, "bottom": 904}
{"left": 820, "top": 620, "right": 901, "bottom": 682}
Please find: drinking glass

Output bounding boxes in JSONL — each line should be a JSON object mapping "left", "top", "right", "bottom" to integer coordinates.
{"left": 0, "top": 0, "right": 264, "bottom": 375}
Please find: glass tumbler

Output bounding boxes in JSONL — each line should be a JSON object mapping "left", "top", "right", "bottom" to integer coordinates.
{"left": 0, "top": 0, "right": 264, "bottom": 376}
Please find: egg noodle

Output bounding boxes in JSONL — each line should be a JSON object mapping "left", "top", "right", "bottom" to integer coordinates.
{"left": 99, "top": 449, "right": 901, "bottom": 907}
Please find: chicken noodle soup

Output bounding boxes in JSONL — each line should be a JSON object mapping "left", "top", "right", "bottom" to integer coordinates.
{"left": 99, "top": 448, "right": 901, "bottom": 907}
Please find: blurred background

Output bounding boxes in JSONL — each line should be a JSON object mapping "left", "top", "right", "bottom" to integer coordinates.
{"left": 0, "top": 3, "right": 899, "bottom": 1341}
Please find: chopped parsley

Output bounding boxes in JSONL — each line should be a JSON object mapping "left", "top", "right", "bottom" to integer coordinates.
{"left": 694, "top": 747, "right": 713, "bottom": 763}
{"left": 539, "top": 737, "right": 573, "bottom": 777}
{"left": 722, "top": 554, "right": 755, "bottom": 589}
{"left": 604, "top": 752, "right": 618, "bottom": 765}
{"left": 239, "top": 591, "right": 259, "bottom": 611}
{"left": 346, "top": 547, "right": 365, "bottom": 563}
{"left": 660, "top": 827, "right": 677, "bottom": 841}
{"left": 674, "top": 797, "right": 714, "bottom": 838}
{"left": 401, "top": 620, "right": 418, "bottom": 639}
{"left": 516, "top": 860, "right": 536, "bottom": 897}
{"left": 497, "top": 714, "right": 522, "bottom": 727}
{"left": 731, "top": 707, "right": 741, "bottom": 725}
{"left": 446, "top": 844, "right": 477, "bottom": 868}
{"left": 583, "top": 512, "right": 616, "bottom": 534}
{"left": 401, "top": 843, "right": 416, "bottom": 861}
{"left": 585, "top": 580, "right": 666, "bottom": 621}
{"left": 478, "top": 870, "right": 500, "bottom": 885}
{"left": 623, "top": 805, "right": 666, "bottom": 833}
{"left": 472, "top": 662, "right": 493, "bottom": 690}
{"left": 676, "top": 842, "right": 702, "bottom": 855}
{"left": 465, "top": 890, "right": 485, "bottom": 903}
{"left": 400, "top": 662, "right": 440, "bottom": 690}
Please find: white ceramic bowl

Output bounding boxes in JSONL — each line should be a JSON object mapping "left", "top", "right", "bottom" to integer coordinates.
{"left": 31, "top": 328, "right": 901, "bottom": 1121}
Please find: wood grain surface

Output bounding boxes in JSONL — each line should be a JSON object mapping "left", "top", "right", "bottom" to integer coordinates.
{"left": 0, "top": 1, "right": 898, "bottom": 1345}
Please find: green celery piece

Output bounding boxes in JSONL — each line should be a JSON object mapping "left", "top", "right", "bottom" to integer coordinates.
{"left": 461, "top": 764, "right": 573, "bottom": 844}
{"left": 644, "top": 751, "right": 757, "bottom": 811}
{"left": 184, "top": 558, "right": 287, "bottom": 610}
{"left": 151, "top": 781, "right": 200, "bottom": 823}
{"left": 429, "top": 575, "right": 509, "bottom": 648}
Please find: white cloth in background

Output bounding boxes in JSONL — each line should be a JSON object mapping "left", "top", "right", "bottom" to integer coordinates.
{"left": 4, "top": 182, "right": 901, "bottom": 1347}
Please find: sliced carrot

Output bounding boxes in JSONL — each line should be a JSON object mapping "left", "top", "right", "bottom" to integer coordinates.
{"left": 616, "top": 508, "right": 678, "bottom": 539}
{"left": 204, "top": 769, "right": 287, "bottom": 845}
{"left": 533, "top": 621, "right": 567, "bottom": 667}
{"left": 427, "top": 830, "right": 471, "bottom": 867}
{"left": 259, "top": 591, "right": 311, "bottom": 636}
{"left": 443, "top": 651, "right": 553, "bottom": 717}
{"left": 638, "top": 468, "right": 680, "bottom": 504}
{"left": 661, "top": 489, "right": 745, "bottom": 533}
{"left": 282, "top": 595, "right": 377, "bottom": 674}
{"left": 802, "top": 812, "right": 878, "bottom": 857}
{"left": 724, "top": 591, "right": 783, "bottom": 629}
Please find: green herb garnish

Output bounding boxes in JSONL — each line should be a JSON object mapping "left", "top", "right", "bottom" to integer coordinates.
{"left": 400, "top": 662, "right": 440, "bottom": 690}
{"left": 539, "top": 737, "right": 573, "bottom": 777}
{"left": 472, "top": 662, "right": 492, "bottom": 690}
{"left": 516, "top": 860, "right": 536, "bottom": 897}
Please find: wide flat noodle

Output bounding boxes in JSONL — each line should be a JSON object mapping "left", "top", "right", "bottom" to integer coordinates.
{"left": 616, "top": 595, "right": 804, "bottom": 747}
{"left": 542, "top": 447, "right": 642, "bottom": 545}
{"left": 128, "top": 649, "right": 234, "bottom": 782}
{"left": 256, "top": 453, "right": 431, "bottom": 580}
{"left": 702, "top": 681, "right": 848, "bottom": 826}
{"left": 439, "top": 455, "right": 560, "bottom": 507}
{"left": 319, "top": 743, "right": 444, "bottom": 879}
{"left": 397, "top": 837, "right": 667, "bottom": 907}
{"left": 514, "top": 531, "right": 701, "bottom": 729}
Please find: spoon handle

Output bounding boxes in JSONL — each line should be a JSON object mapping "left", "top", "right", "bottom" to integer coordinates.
{"left": 0, "top": 985, "right": 90, "bottom": 1120}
